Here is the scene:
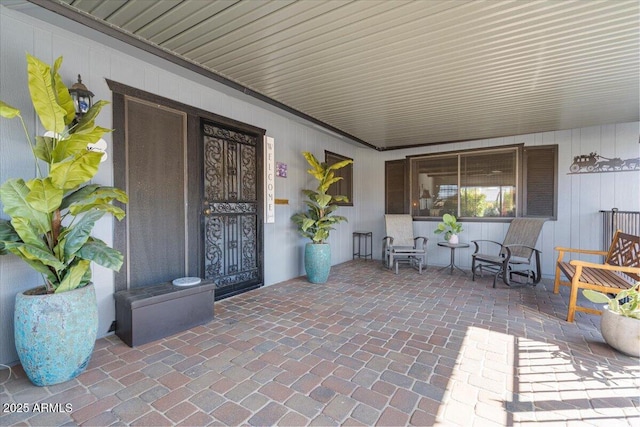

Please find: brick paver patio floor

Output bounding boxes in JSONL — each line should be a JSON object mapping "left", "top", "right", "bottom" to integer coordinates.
{"left": 1, "top": 260, "right": 638, "bottom": 426}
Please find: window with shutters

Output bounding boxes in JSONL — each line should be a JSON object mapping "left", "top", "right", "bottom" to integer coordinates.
{"left": 393, "top": 144, "right": 557, "bottom": 219}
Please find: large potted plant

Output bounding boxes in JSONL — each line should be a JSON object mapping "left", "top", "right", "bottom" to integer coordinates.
{"left": 583, "top": 284, "right": 640, "bottom": 357}
{"left": 291, "top": 152, "right": 352, "bottom": 283}
{"left": 0, "top": 54, "right": 128, "bottom": 386}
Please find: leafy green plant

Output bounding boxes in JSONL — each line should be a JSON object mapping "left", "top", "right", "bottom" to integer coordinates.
{"left": 434, "top": 213, "right": 463, "bottom": 241}
{"left": 583, "top": 283, "right": 640, "bottom": 319}
{"left": 0, "top": 53, "right": 128, "bottom": 294}
{"left": 291, "top": 152, "right": 353, "bottom": 244}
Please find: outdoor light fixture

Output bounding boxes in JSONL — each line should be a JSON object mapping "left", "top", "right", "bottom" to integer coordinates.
{"left": 69, "top": 74, "right": 93, "bottom": 122}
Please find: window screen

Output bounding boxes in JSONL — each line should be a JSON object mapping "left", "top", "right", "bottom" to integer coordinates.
{"left": 460, "top": 150, "right": 517, "bottom": 217}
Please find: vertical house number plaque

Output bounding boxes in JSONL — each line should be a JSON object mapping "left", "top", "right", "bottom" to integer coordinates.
{"left": 264, "top": 136, "right": 275, "bottom": 223}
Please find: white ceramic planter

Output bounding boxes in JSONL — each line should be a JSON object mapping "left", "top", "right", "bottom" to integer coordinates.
{"left": 600, "top": 306, "right": 640, "bottom": 358}
{"left": 448, "top": 234, "right": 459, "bottom": 244}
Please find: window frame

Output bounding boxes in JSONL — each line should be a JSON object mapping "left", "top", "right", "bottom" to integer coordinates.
{"left": 325, "top": 150, "right": 354, "bottom": 207}
{"left": 406, "top": 144, "right": 556, "bottom": 221}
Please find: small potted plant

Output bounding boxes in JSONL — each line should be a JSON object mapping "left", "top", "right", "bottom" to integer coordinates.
{"left": 434, "top": 213, "right": 463, "bottom": 244}
{"left": 291, "top": 152, "right": 352, "bottom": 283}
{"left": 583, "top": 283, "right": 640, "bottom": 357}
{"left": 0, "top": 54, "right": 128, "bottom": 385}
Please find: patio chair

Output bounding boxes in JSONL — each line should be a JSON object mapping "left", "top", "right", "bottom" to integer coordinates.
{"left": 382, "top": 214, "right": 428, "bottom": 274}
{"left": 471, "top": 218, "right": 546, "bottom": 287}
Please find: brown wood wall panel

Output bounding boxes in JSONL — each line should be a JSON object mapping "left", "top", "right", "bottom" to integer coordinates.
{"left": 385, "top": 159, "right": 407, "bottom": 214}
{"left": 523, "top": 146, "right": 557, "bottom": 218}
{"left": 127, "top": 99, "right": 186, "bottom": 287}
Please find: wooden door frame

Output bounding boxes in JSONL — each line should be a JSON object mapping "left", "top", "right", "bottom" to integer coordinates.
{"left": 107, "top": 80, "right": 266, "bottom": 292}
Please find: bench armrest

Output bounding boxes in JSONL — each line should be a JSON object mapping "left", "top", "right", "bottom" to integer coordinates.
{"left": 554, "top": 246, "right": 607, "bottom": 264}
{"left": 554, "top": 246, "right": 607, "bottom": 256}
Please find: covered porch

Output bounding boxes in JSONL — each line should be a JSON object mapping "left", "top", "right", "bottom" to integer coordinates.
{"left": 1, "top": 260, "right": 636, "bottom": 426}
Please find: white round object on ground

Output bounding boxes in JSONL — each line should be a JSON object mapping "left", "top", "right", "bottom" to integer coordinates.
{"left": 172, "top": 277, "right": 202, "bottom": 287}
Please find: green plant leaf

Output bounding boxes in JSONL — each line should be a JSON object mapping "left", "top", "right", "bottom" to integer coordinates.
{"left": 56, "top": 258, "right": 91, "bottom": 293}
{"left": 50, "top": 151, "right": 102, "bottom": 190}
{"left": 324, "top": 204, "right": 338, "bottom": 215}
{"left": 0, "top": 100, "right": 21, "bottom": 118}
{"left": 0, "top": 219, "right": 21, "bottom": 255}
{"left": 73, "top": 100, "right": 110, "bottom": 134}
{"left": 64, "top": 186, "right": 128, "bottom": 220}
{"left": 332, "top": 195, "right": 349, "bottom": 203}
{"left": 62, "top": 209, "right": 105, "bottom": 261}
{"left": 328, "top": 159, "right": 353, "bottom": 170}
{"left": 77, "top": 239, "right": 124, "bottom": 271}
{"left": 4, "top": 242, "right": 58, "bottom": 285}
{"left": 319, "top": 176, "right": 342, "bottom": 193}
{"left": 313, "top": 229, "right": 329, "bottom": 243}
{"left": 443, "top": 213, "right": 455, "bottom": 224}
{"left": 315, "top": 193, "right": 332, "bottom": 208}
{"left": 0, "top": 178, "right": 50, "bottom": 233}
{"left": 52, "top": 57, "right": 76, "bottom": 125}
{"left": 5, "top": 241, "right": 65, "bottom": 272}
{"left": 51, "top": 126, "right": 109, "bottom": 163}
{"left": 59, "top": 184, "right": 100, "bottom": 209}
{"left": 582, "top": 289, "right": 611, "bottom": 304}
{"left": 70, "top": 202, "right": 127, "bottom": 221}
{"left": 9, "top": 217, "right": 47, "bottom": 250}
{"left": 302, "top": 189, "right": 319, "bottom": 199}
{"left": 300, "top": 218, "right": 315, "bottom": 231}
{"left": 51, "top": 134, "right": 90, "bottom": 162}
{"left": 26, "top": 53, "right": 66, "bottom": 133}
{"left": 34, "top": 136, "right": 56, "bottom": 163}
{"left": 25, "top": 177, "right": 63, "bottom": 213}
{"left": 303, "top": 152, "right": 322, "bottom": 171}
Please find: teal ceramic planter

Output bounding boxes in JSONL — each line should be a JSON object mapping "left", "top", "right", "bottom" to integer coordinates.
{"left": 14, "top": 283, "right": 98, "bottom": 386}
{"left": 305, "top": 243, "right": 331, "bottom": 283}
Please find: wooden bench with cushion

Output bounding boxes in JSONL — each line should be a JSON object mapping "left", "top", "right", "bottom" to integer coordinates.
{"left": 554, "top": 230, "right": 640, "bottom": 322}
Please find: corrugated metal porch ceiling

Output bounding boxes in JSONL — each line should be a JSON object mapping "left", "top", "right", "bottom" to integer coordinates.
{"left": 49, "top": 0, "right": 640, "bottom": 149}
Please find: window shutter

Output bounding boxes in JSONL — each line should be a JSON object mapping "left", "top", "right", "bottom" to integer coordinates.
{"left": 385, "top": 159, "right": 408, "bottom": 214}
{"left": 523, "top": 145, "right": 557, "bottom": 218}
{"left": 325, "top": 151, "right": 353, "bottom": 206}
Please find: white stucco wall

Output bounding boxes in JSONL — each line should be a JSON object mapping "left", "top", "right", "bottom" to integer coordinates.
{"left": 1, "top": 3, "right": 638, "bottom": 366}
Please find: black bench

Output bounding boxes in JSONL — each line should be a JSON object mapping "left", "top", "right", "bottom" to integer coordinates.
{"left": 114, "top": 281, "right": 215, "bottom": 347}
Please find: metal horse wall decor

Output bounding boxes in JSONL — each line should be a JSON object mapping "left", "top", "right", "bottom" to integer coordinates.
{"left": 568, "top": 152, "right": 640, "bottom": 174}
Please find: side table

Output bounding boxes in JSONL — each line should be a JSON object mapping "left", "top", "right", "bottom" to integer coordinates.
{"left": 437, "top": 242, "right": 470, "bottom": 274}
{"left": 353, "top": 231, "right": 373, "bottom": 260}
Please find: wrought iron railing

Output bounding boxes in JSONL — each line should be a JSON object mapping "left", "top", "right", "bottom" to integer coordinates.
{"left": 600, "top": 208, "right": 640, "bottom": 250}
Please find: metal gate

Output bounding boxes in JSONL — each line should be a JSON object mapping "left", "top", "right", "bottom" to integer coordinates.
{"left": 202, "top": 121, "right": 262, "bottom": 299}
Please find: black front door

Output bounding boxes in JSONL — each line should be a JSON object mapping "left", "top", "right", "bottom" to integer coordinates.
{"left": 201, "top": 121, "right": 263, "bottom": 299}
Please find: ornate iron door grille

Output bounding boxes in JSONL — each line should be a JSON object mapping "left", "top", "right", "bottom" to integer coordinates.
{"left": 202, "top": 122, "right": 260, "bottom": 297}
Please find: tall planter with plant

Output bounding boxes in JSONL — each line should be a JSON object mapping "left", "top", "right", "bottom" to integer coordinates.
{"left": 291, "top": 152, "right": 352, "bottom": 283}
{"left": 0, "top": 54, "right": 128, "bottom": 385}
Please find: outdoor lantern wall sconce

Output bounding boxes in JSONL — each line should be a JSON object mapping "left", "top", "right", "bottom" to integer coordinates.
{"left": 69, "top": 74, "right": 94, "bottom": 122}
